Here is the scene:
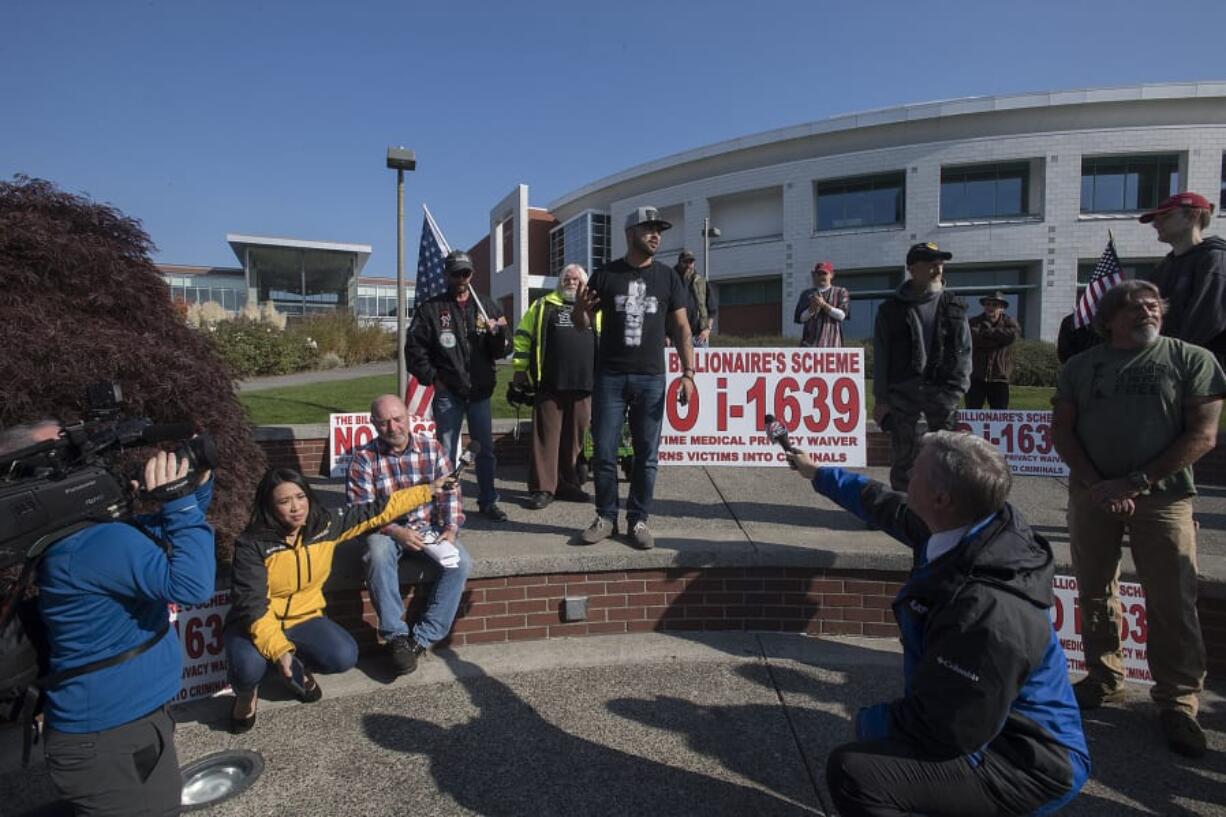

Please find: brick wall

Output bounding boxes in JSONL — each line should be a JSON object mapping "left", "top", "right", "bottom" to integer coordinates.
{"left": 326, "top": 567, "right": 908, "bottom": 652}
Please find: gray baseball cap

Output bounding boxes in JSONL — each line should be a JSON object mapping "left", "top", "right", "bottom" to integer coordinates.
{"left": 624, "top": 206, "right": 672, "bottom": 232}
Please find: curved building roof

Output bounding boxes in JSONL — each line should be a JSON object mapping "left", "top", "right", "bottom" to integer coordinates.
{"left": 548, "top": 81, "right": 1226, "bottom": 217}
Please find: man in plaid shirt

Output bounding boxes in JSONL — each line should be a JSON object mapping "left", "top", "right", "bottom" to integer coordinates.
{"left": 346, "top": 394, "right": 472, "bottom": 675}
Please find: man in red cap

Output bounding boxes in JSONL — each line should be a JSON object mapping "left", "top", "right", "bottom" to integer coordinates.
{"left": 793, "top": 261, "right": 850, "bottom": 347}
{"left": 1141, "top": 191, "right": 1226, "bottom": 368}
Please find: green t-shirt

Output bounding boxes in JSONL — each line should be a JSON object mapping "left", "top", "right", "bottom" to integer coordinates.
{"left": 1055, "top": 336, "right": 1226, "bottom": 496}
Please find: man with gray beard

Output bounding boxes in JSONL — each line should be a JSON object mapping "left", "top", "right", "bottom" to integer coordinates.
{"left": 872, "top": 242, "right": 971, "bottom": 490}
{"left": 513, "top": 264, "right": 598, "bottom": 509}
{"left": 1053, "top": 280, "right": 1226, "bottom": 759}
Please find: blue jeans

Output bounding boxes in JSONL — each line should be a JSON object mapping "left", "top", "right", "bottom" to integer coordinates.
{"left": 224, "top": 616, "right": 358, "bottom": 693}
{"left": 591, "top": 371, "right": 666, "bottom": 526}
{"left": 433, "top": 391, "right": 498, "bottom": 508}
{"left": 363, "top": 531, "right": 473, "bottom": 646}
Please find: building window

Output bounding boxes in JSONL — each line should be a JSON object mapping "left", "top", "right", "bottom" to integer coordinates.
{"left": 940, "top": 162, "right": 1030, "bottom": 220}
{"left": 1220, "top": 154, "right": 1225, "bottom": 209}
{"left": 834, "top": 271, "right": 900, "bottom": 342}
{"left": 1080, "top": 154, "right": 1179, "bottom": 214}
{"left": 1075, "top": 260, "right": 1158, "bottom": 297}
{"left": 719, "top": 278, "right": 781, "bottom": 306}
{"left": 816, "top": 172, "right": 905, "bottom": 231}
{"left": 549, "top": 211, "right": 610, "bottom": 277}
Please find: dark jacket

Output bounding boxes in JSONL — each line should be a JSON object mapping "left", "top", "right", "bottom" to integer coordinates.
{"left": 812, "top": 468, "right": 1090, "bottom": 810}
{"left": 406, "top": 292, "right": 508, "bottom": 401}
{"left": 872, "top": 283, "right": 971, "bottom": 400}
{"left": 1146, "top": 235, "right": 1226, "bottom": 366}
{"left": 1056, "top": 313, "right": 1102, "bottom": 364}
{"left": 969, "top": 312, "right": 1021, "bottom": 382}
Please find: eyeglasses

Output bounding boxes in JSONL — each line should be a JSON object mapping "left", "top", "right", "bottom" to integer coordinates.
{"left": 447, "top": 269, "right": 473, "bottom": 278}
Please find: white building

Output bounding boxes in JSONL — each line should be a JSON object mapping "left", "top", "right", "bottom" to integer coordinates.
{"left": 482, "top": 82, "right": 1226, "bottom": 342}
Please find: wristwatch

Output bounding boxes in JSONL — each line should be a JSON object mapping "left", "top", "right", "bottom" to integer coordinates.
{"left": 1126, "top": 471, "right": 1152, "bottom": 492}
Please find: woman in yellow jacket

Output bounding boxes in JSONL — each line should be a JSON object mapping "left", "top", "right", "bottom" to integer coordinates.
{"left": 224, "top": 467, "right": 443, "bottom": 732}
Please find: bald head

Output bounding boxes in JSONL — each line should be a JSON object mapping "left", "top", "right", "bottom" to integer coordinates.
{"left": 369, "top": 394, "right": 410, "bottom": 452}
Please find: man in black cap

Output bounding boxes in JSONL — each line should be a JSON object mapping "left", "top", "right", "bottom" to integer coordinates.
{"left": 967, "top": 290, "right": 1021, "bottom": 409}
{"left": 406, "top": 249, "right": 510, "bottom": 521}
{"left": 573, "top": 206, "right": 696, "bottom": 550}
{"left": 674, "top": 249, "right": 712, "bottom": 347}
{"left": 872, "top": 242, "right": 971, "bottom": 490}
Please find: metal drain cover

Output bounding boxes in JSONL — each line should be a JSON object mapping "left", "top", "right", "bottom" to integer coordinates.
{"left": 180, "top": 749, "right": 264, "bottom": 811}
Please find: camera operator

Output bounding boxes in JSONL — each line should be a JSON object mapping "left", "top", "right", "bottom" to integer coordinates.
{"left": 1, "top": 421, "right": 216, "bottom": 817}
{"left": 787, "top": 434, "right": 1088, "bottom": 816}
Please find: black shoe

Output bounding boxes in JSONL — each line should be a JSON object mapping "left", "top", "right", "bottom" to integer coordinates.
{"left": 554, "top": 483, "right": 590, "bottom": 503}
{"left": 388, "top": 634, "right": 428, "bottom": 675}
{"left": 229, "top": 690, "right": 258, "bottom": 734}
{"left": 296, "top": 671, "right": 323, "bottom": 704}
{"left": 1160, "top": 709, "right": 1207, "bottom": 759}
{"left": 480, "top": 503, "right": 508, "bottom": 522}
{"left": 528, "top": 492, "right": 553, "bottom": 510}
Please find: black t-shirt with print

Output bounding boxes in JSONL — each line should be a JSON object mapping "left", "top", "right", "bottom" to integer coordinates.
{"left": 542, "top": 304, "right": 595, "bottom": 392}
{"left": 587, "top": 258, "right": 687, "bottom": 375}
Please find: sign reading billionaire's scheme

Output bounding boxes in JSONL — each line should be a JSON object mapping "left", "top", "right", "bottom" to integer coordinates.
{"left": 954, "top": 409, "right": 1068, "bottom": 477}
{"left": 659, "top": 348, "right": 867, "bottom": 467}
{"left": 1051, "top": 575, "right": 1153, "bottom": 685}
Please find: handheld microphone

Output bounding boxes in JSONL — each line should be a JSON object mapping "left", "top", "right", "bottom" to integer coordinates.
{"left": 440, "top": 440, "right": 482, "bottom": 489}
{"left": 763, "top": 414, "right": 795, "bottom": 453}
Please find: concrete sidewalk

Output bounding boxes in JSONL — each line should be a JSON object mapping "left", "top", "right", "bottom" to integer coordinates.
{"left": 3, "top": 633, "right": 1223, "bottom": 816}
{"left": 237, "top": 360, "right": 397, "bottom": 392}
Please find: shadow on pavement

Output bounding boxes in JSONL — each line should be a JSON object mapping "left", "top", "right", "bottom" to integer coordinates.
{"left": 362, "top": 650, "right": 824, "bottom": 816}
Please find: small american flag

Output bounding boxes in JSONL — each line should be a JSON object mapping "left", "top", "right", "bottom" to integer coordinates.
{"left": 404, "top": 205, "right": 452, "bottom": 418}
{"left": 1074, "top": 236, "right": 1124, "bottom": 329}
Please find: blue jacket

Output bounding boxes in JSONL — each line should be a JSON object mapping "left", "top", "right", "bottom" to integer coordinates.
{"left": 813, "top": 468, "right": 1089, "bottom": 813}
{"left": 37, "top": 478, "right": 216, "bottom": 732}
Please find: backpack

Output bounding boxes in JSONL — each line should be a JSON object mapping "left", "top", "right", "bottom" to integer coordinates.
{"left": 0, "top": 522, "right": 170, "bottom": 765}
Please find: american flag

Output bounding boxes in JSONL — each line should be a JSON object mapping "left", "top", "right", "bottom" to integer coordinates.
{"left": 1074, "top": 236, "right": 1124, "bottom": 329}
{"left": 404, "top": 205, "right": 453, "bottom": 418}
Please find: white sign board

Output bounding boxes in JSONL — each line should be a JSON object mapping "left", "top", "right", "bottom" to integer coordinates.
{"left": 329, "top": 412, "right": 436, "bottom": 477}
{"left": 169, "top": 589, "right": 231, "bottom": 703}
{"left": 659, "top": 348, "right": 867, "bottom": 467}
{"left": 1051, "top": 575, "right": 1153, "bottom": 685}
{"left": 955, "top": 409, "right": 1068, "bottom": 477}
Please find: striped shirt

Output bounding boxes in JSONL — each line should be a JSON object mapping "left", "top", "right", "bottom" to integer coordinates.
{"left": 345, "top": 433, "right": 463, "bottom": 533}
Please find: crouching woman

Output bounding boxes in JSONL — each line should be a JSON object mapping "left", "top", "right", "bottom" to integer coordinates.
{"left": 224, "top": 467, "right": 445, "bottom": 732}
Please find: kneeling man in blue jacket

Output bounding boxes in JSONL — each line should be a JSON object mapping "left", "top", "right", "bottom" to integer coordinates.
{"left": 790, "top": 431, "right": 1089, "bottom": 817}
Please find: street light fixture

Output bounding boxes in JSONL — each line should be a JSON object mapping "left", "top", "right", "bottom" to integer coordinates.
{"left": 387, "top": 146, "right": 417, "bottom": 400}
{"left": 703, "top": 218, "right": 721, "bottom": 332}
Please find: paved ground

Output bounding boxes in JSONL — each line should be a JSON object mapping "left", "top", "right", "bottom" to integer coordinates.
{"left": 2, "top": 633, "right": 1223, "bottom": 816}
{"left": 237, "top": 360, "right": 397, "bottom": 392}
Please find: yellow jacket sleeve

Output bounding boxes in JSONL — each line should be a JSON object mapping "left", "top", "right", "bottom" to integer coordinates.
{"left": 333, "top": 484, "right": 435, "bottom": 544}
{"left": 250, "top": 604, "right": 295, "bottom": 663}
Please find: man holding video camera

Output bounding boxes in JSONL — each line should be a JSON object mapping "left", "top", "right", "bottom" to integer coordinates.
{"left": 0, "top": 420, "right": 216, "bottom": 817}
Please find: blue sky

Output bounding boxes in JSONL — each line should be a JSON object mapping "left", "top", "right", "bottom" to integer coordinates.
{"left": 3, "top": 1, "right": 1223, "bottom": 276}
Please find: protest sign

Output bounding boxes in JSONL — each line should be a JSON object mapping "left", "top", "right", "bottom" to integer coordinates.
{"left": 955, "top": 409, "right": 1068, "bottom": 477}
{"left": 169, "top": 589, "right": 231, "bottom": 703}
{"left": 329, "top": 412, "right": 436, "bottom": 477}
{"left": 1051, "top": 574, "right": 1153, "bottom": 685}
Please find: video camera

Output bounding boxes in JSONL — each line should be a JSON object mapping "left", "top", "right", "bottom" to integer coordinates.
{"left": 0, "top": 383, "right": 219, "bottom": 568}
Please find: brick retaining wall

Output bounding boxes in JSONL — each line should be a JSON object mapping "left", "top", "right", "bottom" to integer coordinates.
{"left": 325, "top": 567, "right": 909, "bottom": 653}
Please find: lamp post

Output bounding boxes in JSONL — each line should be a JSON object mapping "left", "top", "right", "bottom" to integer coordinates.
{"left": 703, "top": 218, "right": 721, "bottom": 331}
{"left": 387, "top": 146, "right": 417, "bottom": 400}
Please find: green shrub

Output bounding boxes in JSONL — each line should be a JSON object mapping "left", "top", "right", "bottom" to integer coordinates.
{"left": 292, "top": 313, "right": 396, "bottom": 365}
{"left": 1010, "top": 339, "right": 1060, "bottom": 387}
{"left": 205, "top": 318, "right": 318, "bottom": 378}
{"left": 709, "top": 334, "right": 792, "bottom": 348}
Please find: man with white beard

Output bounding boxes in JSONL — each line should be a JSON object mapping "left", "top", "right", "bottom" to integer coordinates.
{"left": 1053, "top": 280, "right": 1226, "bottom": 759}
{"left": 513, "top": 264, "right": 599, "bottom": 510}
{"left": 872, "top": 242, "right": 971, "bottom": 490}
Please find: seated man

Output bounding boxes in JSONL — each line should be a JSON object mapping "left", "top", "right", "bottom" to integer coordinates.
{"left": 346, "top": 394, "right": 472, "bottom": 675}
{"left": 789, "top": 432, "right": 1088, "bottom": 816}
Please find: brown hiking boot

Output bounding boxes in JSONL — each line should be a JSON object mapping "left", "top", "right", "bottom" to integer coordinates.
{"left": 1072, "top": 676, "right": 1127, "bottom": 710}
{"left": 1160, "top": 710, "right": 1207, "bottom": 759}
